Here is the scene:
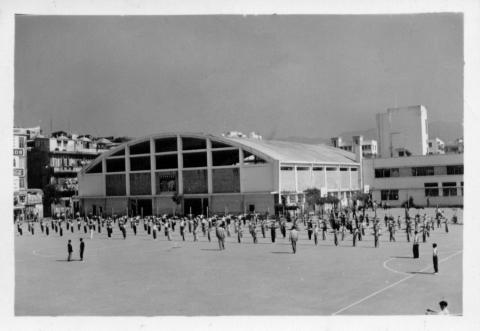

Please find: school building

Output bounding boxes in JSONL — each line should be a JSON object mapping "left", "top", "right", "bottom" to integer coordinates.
{"left": 77, "top": 132, "right": 362, "bottom": 216}
{"left": 362, "top": 153, "right": 464, "bottom": 207}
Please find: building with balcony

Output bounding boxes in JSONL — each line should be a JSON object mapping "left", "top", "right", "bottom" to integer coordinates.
{"left": 13, "top": 128, "right": 28, "bottom": 220}
{"left": 27, "top": 130, "right": 120, "bottom": 216}
{"left": 77, "top": 132, "right": 361, "bottom": 216}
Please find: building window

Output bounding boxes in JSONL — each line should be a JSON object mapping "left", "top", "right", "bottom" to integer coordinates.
{"left": 19, "top": 177, "right": 25, "bottom": 189}
{"left": 461, "top": 182, "right": 464, "bottom": 196}
{"left": 183, "top": 152, "right": 207, "bottom": 168}
{"left": 350, "top": 168, "right": 358, "bottom": 172}
{"left": 212, "top": 149, "right": 239, "bottom": 166}
{"left": 130, "top": 141, "right": 150, "bottom": 155}
{"left": 442, "top": 182, "right": 457, "bottom": 197}
{"left": 312, "top": 167, "right": 323, "bottom": 171}
{"left": 281, "top": 166, "right": 294, "bottom": 171}
{"left": 326, "top": 167, "right": 337, "bottom": 171}
{"left": 18, "top": 137, "right": 25, "bottom": 148}
{"left": 297, "top": 167, "right": 309, "bottom": 171}
{"left": 340, "top": 168, "right": 348, "bottom": 171}
{"left": 424, "top": 182, "right": 439, "bottom": 197}
{"left": 211, "top": 140, "right": 232, "bottom": 149}
{"left": 182, "top": 137, "right": 206, "bottom": 150}
{"left": 446, "top": 165, "right": 463, "bottom": 175}
{"left": 111, "top": 148, "right": 125, "bottom": 156}
{"left": 155, "top": 137, "right": 177, "bottom": 153}
{"left": 106, "top": 158, "right": 125, "bottom": 173}
{"left": 130, "top": 156, "right": 151, "bottom": 171}
{"left": 155, "top": 171, "right": 177, "bottom": 193}
{"left": 412, "top": 167, "right": 435, "bottom": 177}
{"left": 380, "top": 189, "right": 399, "bottom": 201}
{"left": 86, "top": 162, "right": 102, "bottom": 174}
{"left": 243, "top": 151, "right": 266, "bottom": 164}
{"left": 375, "top": 168, "right": 399, "bottom": 178}
{"left": 156, "top": 154, "right": 178, "bottom": 170}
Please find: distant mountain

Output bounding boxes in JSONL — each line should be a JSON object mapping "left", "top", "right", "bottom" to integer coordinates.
{"left": 428, "top": 121, "right": 463, "bottom": 143}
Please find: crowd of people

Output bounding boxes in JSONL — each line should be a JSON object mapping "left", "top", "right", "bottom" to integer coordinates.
{"left": 15, "top": 206, "right": 456, "bottom": 262}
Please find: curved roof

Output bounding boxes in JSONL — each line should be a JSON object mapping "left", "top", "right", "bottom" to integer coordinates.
{"left": 223, "top": 136, "right": 357, "bottom": 164}
{"left": 81, "top": 132, "right": 358, "bottom": 174}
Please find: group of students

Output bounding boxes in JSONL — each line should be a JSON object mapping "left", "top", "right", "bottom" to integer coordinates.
{"left": 16, "top": 208, "right": 454, "bottom": 266}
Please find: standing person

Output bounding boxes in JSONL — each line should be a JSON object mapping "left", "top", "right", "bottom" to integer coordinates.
{"left": 237, "top": 221, "right": 243, "bottom": 243}
{"left": 413, "top": 231, "right": 420, "bottom": 259}
{"left": 270, "top": 220, "right": 276, "bottom": 243}
{"left": 432, "top": 243, "right": 439, "bottom": 274}
{"left": 406, "top": 219, "right": 411, "bottom": 242}
{"left": 152, "top": 222, "right": 158, "bottom": 240}
{"left": 17, "top": 221, "right": 23, "bottom": 236}
{"left": 40, "top": 220, "right": 44, "bottom": 234}
{"left": 45, "top": 223, "right": 49, "bottom": 236}
{"left": 192, "top": 222, "right": 198, "bottom": 242}
{"left": 307, "top": 219, "right": 313, "bottom": 240}
{"left": 353, "top": 227, "right": 358, "bottom": 247}
{"left": 261, "top": 220, "right": 266, "bottom": 239}
{"left": 67, "top": 240, "right": 73, "bottom": 262}
{"left": 249, "top": 221, "right": 257, "bottom": 244}
{"left": 206, "top": 219, "right": 212, "bottom": 242}
{"left": 180, "top": 219, "right": 186, "bottom": 241}
{"left": 216, "top": 222, "right": 226, "bottom": 250}
{"left": 444, "top": 219, "right": 449, "bottom": 233}
{"left": 373, "top": 223, "right": 380, "bottom": 248}
{"left": 389, "top": 222, "right": 396, "bottom": 242}
{"left": 121, "top": 222, "right": 127, "bottom": 239}
{"left": 314, "top": 224, "right": 319, "bottom": 246}
{"left": 59, "top": 223, "right": 63, "bottom": 237}
{"left": 289, "top": 225, "right": 299, "bottom": 254}
{"left": 132, "top": 219, "right": 137, "bottom": 236}
{"left": 333, "top": 228, "right": 339, "bottom": 246}
{"left": 79, "top": 238, "right": 85, "bottom": 261}
{"left": 321, "top": 220, "right": 327, "bottom": 240}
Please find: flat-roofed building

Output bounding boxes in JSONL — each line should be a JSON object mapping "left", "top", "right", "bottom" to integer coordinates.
{"left": 363, "top": 153, "right": 463, "bottom": 207}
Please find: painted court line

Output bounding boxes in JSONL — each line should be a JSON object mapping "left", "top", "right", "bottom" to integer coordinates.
{"left": 382, "top": 258, "right": 410, "bottom": 275}
{"left": 332, "top": 250, "right": 463, "bottom": 315}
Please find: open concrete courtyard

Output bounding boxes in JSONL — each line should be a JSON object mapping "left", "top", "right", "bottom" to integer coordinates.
{"left": 15, "top": 208, "right": 463, "bottom": 316}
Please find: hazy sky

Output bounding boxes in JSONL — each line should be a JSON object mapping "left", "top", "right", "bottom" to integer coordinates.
{"left": 14, "top": 14, "right": 463, "bottom": 139}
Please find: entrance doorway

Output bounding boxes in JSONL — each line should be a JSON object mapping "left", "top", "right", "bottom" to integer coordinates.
{"left": 184, "top": 198, "right": 209, "bottom": 216}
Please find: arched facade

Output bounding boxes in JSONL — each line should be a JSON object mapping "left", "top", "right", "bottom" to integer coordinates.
{"left": 77, "top": 133, "right": 360, "bottom": 216}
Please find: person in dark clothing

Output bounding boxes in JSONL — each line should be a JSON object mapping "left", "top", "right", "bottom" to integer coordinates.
{"left": 413, "top": 231, "right": 420, "bottom": 258}
{"left": 432, "top": 243, "right": 438, "bottom": 274}
{"left": 79, "top": 238, "right": 85, "bottom": 261}
{"left": 67, "top": 240, "right": 73, "bottom": 262}
{"left": 270, "top": 221, "right": 276, "bottom": 243}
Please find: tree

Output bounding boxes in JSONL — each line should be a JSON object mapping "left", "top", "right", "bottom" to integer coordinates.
{"left": 304, "top": 188, "right": 321, "bottom": 211}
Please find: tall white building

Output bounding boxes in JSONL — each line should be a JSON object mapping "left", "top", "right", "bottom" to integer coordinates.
{"left": 376, "top": 105, "right": 429, "bottom": 158}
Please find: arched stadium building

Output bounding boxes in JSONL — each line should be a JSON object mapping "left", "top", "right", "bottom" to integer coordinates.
{"left": 77, "top": 133, "right": 361, "bottom": 216}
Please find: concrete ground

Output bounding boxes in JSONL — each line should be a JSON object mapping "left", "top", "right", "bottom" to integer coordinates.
{"left": 15, "top": 208, "right": 462, "bottom": 316}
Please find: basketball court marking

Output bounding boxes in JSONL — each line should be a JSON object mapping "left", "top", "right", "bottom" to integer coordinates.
{"left": 332, "top": 250, "right": 463, "bottom": 315}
